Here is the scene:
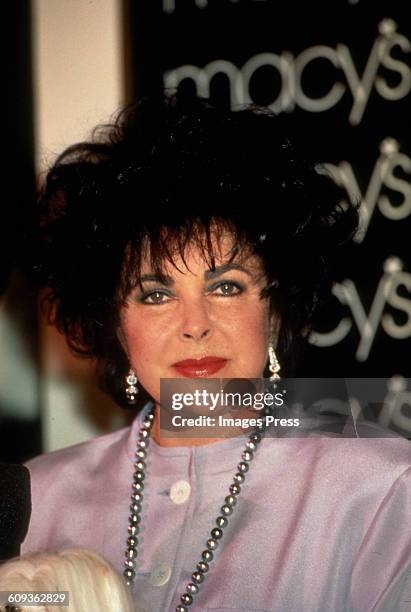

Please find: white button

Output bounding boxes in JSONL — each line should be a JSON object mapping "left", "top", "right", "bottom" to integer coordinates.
{"left": 170, "top": 480, "right": 191, "bottom": 504}
{"left": 149, "top": 562, "right": 172, "bottom": 586}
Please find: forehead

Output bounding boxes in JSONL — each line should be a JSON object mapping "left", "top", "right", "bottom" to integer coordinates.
{"left": 139, "top": 230, "right": 264, "bottom": 277}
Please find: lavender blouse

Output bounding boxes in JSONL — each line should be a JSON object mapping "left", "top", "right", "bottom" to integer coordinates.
{"left": 22, "top": 404, "right": 411, "bottom": 611}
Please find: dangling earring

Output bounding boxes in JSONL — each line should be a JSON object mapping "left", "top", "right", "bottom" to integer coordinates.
{"left": 268, "top": 345, "right": 281, "bottom": 380}
{"left": 125, "top": 369, "right": 138, "bottom": 404}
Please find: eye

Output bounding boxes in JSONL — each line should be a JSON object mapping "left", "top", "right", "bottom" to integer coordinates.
{"left": 212, "top": 281, "right": 243, "bottom": 296}
{"left": 140, "top": 290, "right": 172, "bottom": 305}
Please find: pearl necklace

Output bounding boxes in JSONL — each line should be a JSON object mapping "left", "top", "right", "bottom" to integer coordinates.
{"left": 123, "top": 405, "right": 271, "bottom": 611}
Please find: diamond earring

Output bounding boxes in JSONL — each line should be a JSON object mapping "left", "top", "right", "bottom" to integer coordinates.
{"left": 125, "top": 369, "right": 138, "bottom": 404}
{"left": 268, "top": 346, "right": 281, "bottom": 380}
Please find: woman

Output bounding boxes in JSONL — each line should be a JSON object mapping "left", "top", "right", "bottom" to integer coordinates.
{"left": 22, "top": 96, "right": 410, "bottom": 611}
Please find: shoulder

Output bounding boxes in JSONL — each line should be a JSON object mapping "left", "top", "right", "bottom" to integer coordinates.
{"left": 25, "top": 423, "right": 132, "bottom": 485}
{"left": 314, "top": 428, "right": 411, "bottom": 471}
{"left": 21, "top": 421, "right": 137, "bottom": 555}
{"left": 308, "top": 432, "right": 411, "bottom": 502}
{"left": 261, "top": 428, "right": 411, "bottom": 497}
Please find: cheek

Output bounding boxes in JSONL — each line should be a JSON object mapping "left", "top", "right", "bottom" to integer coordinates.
{"left": 229, "top": 311, "right": 269, "bottom": 341}
{"left": 124, "top": 322, "right": 155, "bottom": 354}
{"left": 121, "top": 311, "right": 166, "bottom": 365}
{"left": 222, "top": 302, "right": 271, "bottom": 372}
{"left": 120, "top": 310, "right": 167, "bottom": 401}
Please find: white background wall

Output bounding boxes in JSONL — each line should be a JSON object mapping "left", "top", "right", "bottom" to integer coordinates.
{"left": 32, "top": 0, "right": 127, "bottom": 451}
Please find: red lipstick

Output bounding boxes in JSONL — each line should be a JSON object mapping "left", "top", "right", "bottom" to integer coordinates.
{"left": 172, "top": 357, "right": 228, "bottom": 377}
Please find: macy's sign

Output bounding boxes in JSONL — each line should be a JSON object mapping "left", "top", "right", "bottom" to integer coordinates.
{"left": 164, "top": 19, "right": 411, "bottom": 125}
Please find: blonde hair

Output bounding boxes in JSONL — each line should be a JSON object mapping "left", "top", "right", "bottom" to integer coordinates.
{"left": 0, "top": 549, "right": 134, "bottom": 612}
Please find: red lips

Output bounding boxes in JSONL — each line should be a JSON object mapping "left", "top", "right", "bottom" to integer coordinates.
{"left": 172, "top": 357, "right": 228, "bottom": 377}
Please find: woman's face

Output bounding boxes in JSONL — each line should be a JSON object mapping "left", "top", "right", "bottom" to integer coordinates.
{"left": 119, "top": 233, "right": 276, "bottom": 405}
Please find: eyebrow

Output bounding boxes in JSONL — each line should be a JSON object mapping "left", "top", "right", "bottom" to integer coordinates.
{"left": 204, "top": 262, "right": 254, "bottom": 280}
{"left": 139, "top": 263, "right": 254, "bottom": 285}
{"left": 139, "top": 273, "right": 174, "bottom": 286}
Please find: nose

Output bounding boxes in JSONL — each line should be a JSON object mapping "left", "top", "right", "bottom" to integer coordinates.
{"left": 179, "top": 297, "right": 212, "bottom": 342}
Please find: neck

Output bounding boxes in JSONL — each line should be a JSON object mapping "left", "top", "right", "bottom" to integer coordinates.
{"left": 150, "top": 403, "right": 249, "bottom": 447}
{"left": 151, "top": 404, "right": 223, "bottom": 446}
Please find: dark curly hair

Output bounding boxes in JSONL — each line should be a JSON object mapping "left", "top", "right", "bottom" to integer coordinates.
{"left": 29, "top": 94, "right": 358, "bottom": 408}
